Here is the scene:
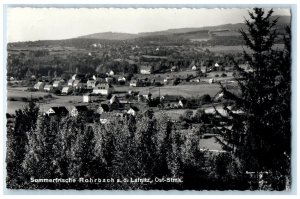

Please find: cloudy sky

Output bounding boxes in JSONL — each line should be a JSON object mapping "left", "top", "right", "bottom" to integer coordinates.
{"left": 7, "top": 7, "right": 290, "bottom": 42}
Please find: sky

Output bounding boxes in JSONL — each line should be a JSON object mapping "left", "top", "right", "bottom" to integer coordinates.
{"left": 7, "top": 7, "right": 291, "bottom": 42}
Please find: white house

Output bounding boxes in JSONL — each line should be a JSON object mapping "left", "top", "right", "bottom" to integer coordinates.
{"left": 192, "top": 65, "right": 197, "bottom": 71}
{"left": 45, "top": 106, "right": 69, "bottom": 116}
{"left": 62, "top": 86, "right": 72, "bottom": 94}
{"left": 68, "top": 79, "right": 75, "bottom": 86}
{"left": 44, "top": 84, "right": 53, "bottom": 92}
{"left": 53, "top": 81, "right": 61, "bottom": 88}
{"left": 34, "top": 82, "right": 45, "bottom": 90}
{"left": 93, "top": 83, "right": 114, "bottom": 95}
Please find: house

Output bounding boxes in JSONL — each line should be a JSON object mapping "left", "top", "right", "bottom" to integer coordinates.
{"left": 127, "top": 106, "right": 139, "bottom": 116}
{"left": 97, "top": 103, "right": 110, "bottom": 114}
{"left": 70, "top": 105, "right": 89, "bottom": 117}
{"left": 46, "top": 106, "right": 69, "bottom": 116}
{"left": 93, "top": 83, "right": 114, "bottom": 95}
{"left": 109, "top": 95, "right": 122, "bottom": 110}
{"left": 53, "top": 80, "right": 62, "bottom": 88}
{"left": 87, "top": 79, "right": 98, "bottom": 88}
{"left": 44, "top": 84, "right": 53, "bottom": 92}
{"left": 192, "top": 65, "right": 198, "bottom": 71}
{"left": 140, "top": 65, "right": 152, "bottom": 74}
{"left": 34, "top": 82, "right": 45, "bottom": 91}
{"left": 62, "top": 86, "right": 72, "bottom": 94}
{"left": 68, "top": 79, "right": 75, "bottom": 86}
{"left": 130, "top": 79, "right": 142, "bottom": 87}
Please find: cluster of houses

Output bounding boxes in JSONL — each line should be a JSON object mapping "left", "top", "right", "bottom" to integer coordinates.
{"left": 33, "top": 73, "right": 116, "bottom": 95}
{"left": 45, "top": 94, "right": 140, "bottom": 124}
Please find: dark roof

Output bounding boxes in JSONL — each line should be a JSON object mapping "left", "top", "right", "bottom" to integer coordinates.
{"left": 100, "top": 104, "right": 110, "bottom": 112}
{"left": 74, "top": 105, "right": 88, "bottom": 112}
{"left": 50, "top": 107, "right": 69, "bottom": 115}
{"left": 129, "top": 106, "right": 139, "bottom": 111}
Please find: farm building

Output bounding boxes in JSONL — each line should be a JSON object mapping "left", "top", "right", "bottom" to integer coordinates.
{"left": 53, "top": 81, "right": 62, "bottom": 88}
{"left": 70, "top": 105, "right": 88, "bottom": 117}
{"left": 68, "top": 79, "right": 75, "bottom": 86}
{"left": 45, "top": 106, "right": 69, "bottom": 116}
{"left": 44, "top": 84, "right": 53, "bottom": 92}
{"left": 62, "top": 86, "right": 72, "bottom": 94}
{"left": 34, "top": 82, "right": 45, "bottom": 91}
{"left": 93, "top": 83, "right": 114, "bottom": 95}
{"left": 87, "top": 79, "right": 98, "bottom": 88}
{"left": 140, "top": 65, "right": 152, "bottom": 74}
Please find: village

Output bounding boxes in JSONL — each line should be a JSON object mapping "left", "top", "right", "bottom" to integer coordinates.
{"left": 7, "top": 59, "right": 242, "bottom": 127}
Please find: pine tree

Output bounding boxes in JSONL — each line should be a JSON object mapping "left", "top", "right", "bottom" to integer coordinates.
{"left": 6, "top": 101, "right": 39, "bottom": 188}
{"left": 216, "top": 8, "right": 291, "bottom": 189}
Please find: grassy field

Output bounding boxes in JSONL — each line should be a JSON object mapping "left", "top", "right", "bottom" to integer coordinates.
{"left": 204, "top": 44, "right": 284, "bottom": 54}
{"left": 115, "top": 83, "right": 221, "bottom": 98}
{"left": 7, "top": 87, "right": 84, "bottom": 114}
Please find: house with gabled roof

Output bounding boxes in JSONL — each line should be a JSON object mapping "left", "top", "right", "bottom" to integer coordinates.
{"left": 34, "top": 82, "right": 45, "bottom": 91}
{"left": 62, "top": 86, "right": 72, "bottom": 94}
{"left": 44, "top": 84, "right": 53, "bottom": 92}
{"left": 53, "top": 80, "right": 62, "bottom": 88}
{"left": 46, "top": 106, "right": 69, "bottom": 116}
{"left": 70, "top": 105, "right": 89, "bottom": 117}
{"left": 87, "top": 79, "right": 98, "bottom": 88}
{"left": 93, "top": 83, "right": 114, "bottom": 95}
{"left": 68, "top": 79, "right": 75, "bottom": 87}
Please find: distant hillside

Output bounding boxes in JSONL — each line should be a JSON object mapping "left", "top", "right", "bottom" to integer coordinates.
{"left": 78, "top": 15, "right": 290, "bottom": 41}
{"left": 78, "top": 32, "right": 139, "bottom": 40}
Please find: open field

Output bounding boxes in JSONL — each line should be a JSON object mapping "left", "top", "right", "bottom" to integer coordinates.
{"left": 115, "top": 83, "right": 222, "bottom": 98}
{"left": 7, "top": 87, "right": 85, "bottom": 114}
{"left": 204, "top": 43, "right": 285, "bottom": 54}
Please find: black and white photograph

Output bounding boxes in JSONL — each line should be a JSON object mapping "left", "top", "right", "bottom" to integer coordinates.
{"left": 2, "top": 2, "right": 297, "bottom": 195}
